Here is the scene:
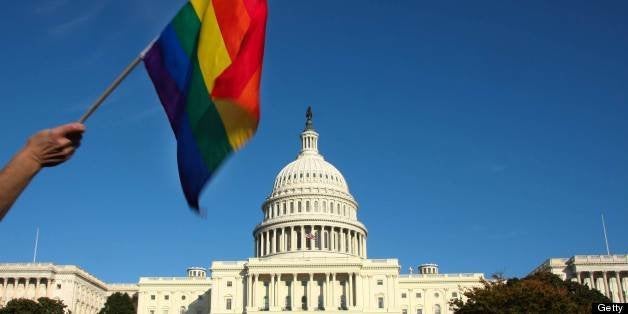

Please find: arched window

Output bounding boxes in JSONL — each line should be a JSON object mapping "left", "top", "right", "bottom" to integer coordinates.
{"left": 434, "top": 304, "right": 441, "bottom": 314}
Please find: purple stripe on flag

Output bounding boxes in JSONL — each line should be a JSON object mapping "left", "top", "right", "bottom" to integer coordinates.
{"left": 144, "top": 43, "right": 186, "bottom": 134}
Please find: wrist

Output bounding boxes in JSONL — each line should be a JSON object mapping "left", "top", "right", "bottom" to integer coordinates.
{"left": 16, "top": 147, "right": 43, "bottom": 174}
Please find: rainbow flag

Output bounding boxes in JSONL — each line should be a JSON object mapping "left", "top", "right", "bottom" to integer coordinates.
{"left": 143, "top": 0, "right": 267, "bottom": 211}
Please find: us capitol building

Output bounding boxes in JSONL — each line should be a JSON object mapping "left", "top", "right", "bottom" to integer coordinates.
{"left": 1, "top": 110, "right": 626, "bottom": 314}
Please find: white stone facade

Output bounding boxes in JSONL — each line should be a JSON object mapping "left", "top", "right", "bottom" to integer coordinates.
{"left": 531, "top": 254, "right": 628, "bottom": 302}
{"left": 0, "top": 263, "right": 111, "bottom": 314}
{"left": 134, "top": 111, "right": 485, "bottom": 314}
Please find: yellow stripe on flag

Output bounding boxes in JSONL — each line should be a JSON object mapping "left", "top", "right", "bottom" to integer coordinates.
{"left": 214, "top": 99, "right": 258, "bottom": 150}
{"left": 190, "top": 0, "right": 209, "bottom": 20}
{"left": 197, "top": 1, "right": 232, "bottom": 93}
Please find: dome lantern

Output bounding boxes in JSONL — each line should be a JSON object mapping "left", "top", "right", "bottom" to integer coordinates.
{"left": 300, "top": 106, "right": 319, "bottom": 155}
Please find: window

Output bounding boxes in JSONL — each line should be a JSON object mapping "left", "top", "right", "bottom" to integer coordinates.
{"left": 416, "top": 309, "right": 423, "bottom": 314}
{"left": 434, "top": 292, "right": 439, "bottom": 298}
{"left": 181, "top": 295, "right": 186, "bottom": 300}
{"left": 452, "top": 292, "right": 458, "bottom": 298}
{"left": 150, "top": 311, "right": 155, "bottom": 314}
{"left": 298, "top": 201, "right": 302, "bottom": 212}
{"left": 402, "top": 310, "right": 408, "bottom": 314}
{"left": 164, "top": 295, "right": 169, "bottom": 300}
{"left": 377, "top": 280, "right": 383, "bottom": 285}
{"left": 401, "top": 293, "right": 407, "bottom": 298}
{"left": 416, "top": 292, "right": 422, "bottom": 298}
{"left": 198, "top": 295, "right": 203, "bottom": 300}
{"left": 290, "top": 202, "right": 294, "bottom": 213}
{"left": 227, "top": 281, "right": 232, "bottom": 287}
{"left": 226, "top": 298, "right": 232, "bottom": 310}
{"left": 306, "top": 201, "right": 310, "bottom": 212}
{"left": 378, "top": 297, "right": 384, "bottom": 309}
{"left": 151, "top": 295, "right": 156, "bottom": 300}
{"left": 434, "top": 304, "right": 441, "bottom": 314}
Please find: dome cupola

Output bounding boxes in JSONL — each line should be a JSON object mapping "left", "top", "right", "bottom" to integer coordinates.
{"left": 252, "top": 107, "right": 367, "bottom": 259}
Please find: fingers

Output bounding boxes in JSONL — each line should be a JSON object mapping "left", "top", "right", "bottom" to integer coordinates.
{"left": 28, "top": 122, "right": 86, "bottom": 168}
{"left": 50, "top": 123, "right": 85, "bottom": 137}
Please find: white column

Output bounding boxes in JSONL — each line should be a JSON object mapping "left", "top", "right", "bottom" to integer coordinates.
{"left": 309, "top": 225, "right": 315, "bottom": 250}
{"left": 386, "top": 275, "right": 392, "bottom": 310}
{"left": 247, "top": 274, "right": 252, "bottom": 308}
{"left": 280, "top": 228, "right": 285, "bottom": 252}
{"left": 270, "top": 274, "right": 275, "bottom": 308}
{"left": 347, "top": 273, "right": 353, "bottom": 308}
{"left": 291, "top": 274, "right": 297, "bottom": 310}
{"left": 393, "top": 275, "right": 399, "bottom": 309}
{"left": 265, "top": 231, "right": 269, "bottom": 256}
{"left": 590, "top": 272, "right": 595, "bottom": 289}
{"left": 300, "top": 226, "right": 305, "bottom": 251}
{"left": 326, "top": 273, "right": 331, "bottom": 309}
{"left": 253, "top": 274, "right": 258, "bottom": 307}
{"left": 331, "top": 273, "right": 336, "bottom": 310}
{"left": 604, "top": 272, "right": 610, "bottom": 299}
{"left": 355, "top": 274, "right": 361, "bottom": 309}
{"left": 318, "top": 226, "right": 323, "bottom": 250}
{"left": 290, "top": 226, "right": 295, "bottom": 251}
{"left": 617, "top": 272, "right": 624, "bottom": 303}
{"left": 340, "top": 229, "right": 345, "bottom": 252}
{"left": 308, "top": 273, "right": 313, "bottom": 311}
{"left": 322, "top": 274, "right": 327, "bottom": 309}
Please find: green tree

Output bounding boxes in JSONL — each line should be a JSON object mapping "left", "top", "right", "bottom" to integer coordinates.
{"left": 98, "top": 292, "right": 135, "bottom": 314}
{"left": 0, "top": 297, "right": 65, "bottom": 314}
{"left": 37, "top": 297, "right": 66, "bottom": 314}
{"left": 450, "top": 271, "right": 610, "bottom": 314}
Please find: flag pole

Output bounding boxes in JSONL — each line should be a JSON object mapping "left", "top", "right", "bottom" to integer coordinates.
{"left": 601, "top": 213, "right": 610, "bottom": 255}
{"left": 33, "top": 227, "right": 39, "bottom": 263}
{"left": 78, "top": 42, "right": 154, "bottom": 123}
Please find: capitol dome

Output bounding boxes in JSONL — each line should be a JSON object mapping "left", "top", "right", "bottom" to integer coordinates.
{"left": 252, "top": 107, "right": 367, "bottom": 259}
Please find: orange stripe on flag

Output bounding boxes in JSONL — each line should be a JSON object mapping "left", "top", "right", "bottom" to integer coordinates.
{"left": 213, "top": 0, "right": 251, "bottom": 61}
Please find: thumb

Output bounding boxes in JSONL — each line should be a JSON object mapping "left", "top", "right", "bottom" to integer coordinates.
{"left": 50, "top": 123, "right": 86, "bottom": 137}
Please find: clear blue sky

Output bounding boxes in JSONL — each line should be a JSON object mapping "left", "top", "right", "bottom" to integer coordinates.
{"left": 1, "top": 0, "right": 627, "bottom": 283}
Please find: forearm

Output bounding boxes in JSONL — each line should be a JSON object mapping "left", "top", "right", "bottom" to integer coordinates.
{"left": 0, "top": 149, "right": 41, "bottom": 220}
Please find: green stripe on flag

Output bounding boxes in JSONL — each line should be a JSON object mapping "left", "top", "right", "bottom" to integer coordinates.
{"left": 186, "top": 62, "right": 233, "bottom": 171}
{"left": 172, "top": 3, "right": 202, "bottom": 57}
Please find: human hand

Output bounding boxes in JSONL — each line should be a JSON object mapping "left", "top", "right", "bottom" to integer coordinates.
{"left": 22, "top": 123, "right": 86, "bottom": 167}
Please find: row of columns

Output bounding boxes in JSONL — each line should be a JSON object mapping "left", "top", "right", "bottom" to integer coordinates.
{"left": 245, "top": 272, "right": 362, "bottom": 311}
{"left": 255, "top": 225, "right": 366, "bottom": 258}
{"left": 575, "top": 271, "right": 627, "bottom": 303}
{"left": 0, "top": 278, "right": 54, "bottom": 304}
